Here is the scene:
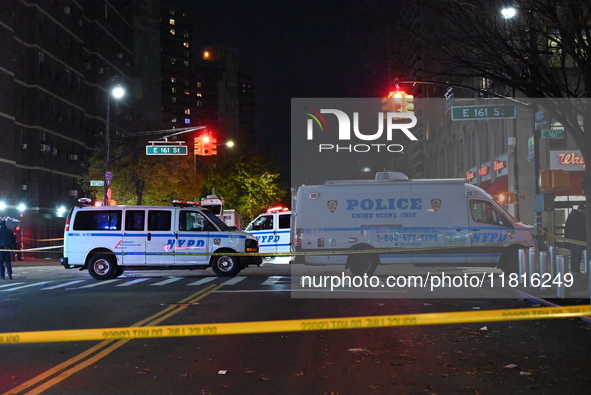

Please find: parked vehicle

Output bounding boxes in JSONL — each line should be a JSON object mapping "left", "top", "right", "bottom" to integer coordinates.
{"left": 293, "top": 172, "right": 533, "bottom": 275}
{"left": 60, "top": 199, "right": 261, "bottom": 280}
{"left": 244, "top": 206, "right": 291, "bottom": 263}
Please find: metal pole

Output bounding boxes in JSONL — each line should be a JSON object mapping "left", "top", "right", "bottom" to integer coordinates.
{"left": 518, "top": 248, "right": 527, "bottom": 285}
{"left": 549, "top": 245, "right": 557, "bottom": 277}
{"left": 556, "top": 255, "right": 566, "bottom": 298}
{"left": 539, "top": 251, "right": 550, "bottom": 291}
{"left": 528, "top": 247, "right": 539, "bottom": 287}
{"left": 104, "top": 94, "right": 111, "bottom": 205}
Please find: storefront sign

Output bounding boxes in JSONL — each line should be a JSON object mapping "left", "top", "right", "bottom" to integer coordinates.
{"left": 466, "top": 167, "right": 478, "bottom": 184}
{"left": 493, "top": 154, "right": 508, "bottom": 176}
{"left": 479, "top": 162, "right": 492, "bottom": 181}
{"left": 550, "top": 150, "right": 585, "bottom": 171}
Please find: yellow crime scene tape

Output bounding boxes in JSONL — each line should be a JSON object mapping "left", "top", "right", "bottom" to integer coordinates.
{"left": 1, "top": 305, "right": 590, "bottom": 344}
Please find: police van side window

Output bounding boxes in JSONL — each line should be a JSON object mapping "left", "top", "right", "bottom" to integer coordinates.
{"left": 125, "top": 210, "right": 145, "bottom": 231}
{"left": 279, "top": 214, "right": 291, "bottom": 229}
{"left": 74, "top": 210, "right": 122, "bottom": 230}
{"left": 252, "top": 215, "right": 273, "bottom": 230}
{"left": 179, "top": 210, "right": 214, "bottom": 231}
{"left": 148, "top": 210, "right": 171, "bottom": 231}
{"left": 470, "top": 201, "right": 509, "bottom": 227}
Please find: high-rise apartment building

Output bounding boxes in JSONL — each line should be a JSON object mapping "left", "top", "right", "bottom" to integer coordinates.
{"left": 0, "top": 0, "right": 133, "bottom": 245}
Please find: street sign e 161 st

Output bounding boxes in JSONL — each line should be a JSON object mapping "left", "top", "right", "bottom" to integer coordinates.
{"left": 146, "top": 145, "right": 188, "bottom": 155}
{"left": 451, "top": 105, "right": 516, "bottom": 121}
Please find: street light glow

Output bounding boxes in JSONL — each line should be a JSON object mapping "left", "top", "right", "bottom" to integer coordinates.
{"left": 226, "top": 140, "right": 235, "bottom": 148}
{"left": 501, "top": 7, "right": 517, "bottom": 19}
{"left": 111, "top": 85, "right": 125, "bottom": 99}
{"left": 17, "top": 203, "right": 26, "bottom": 212}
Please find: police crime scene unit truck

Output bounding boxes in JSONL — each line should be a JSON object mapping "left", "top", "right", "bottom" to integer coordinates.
{"left": 293, "top": 172, "right": 533, "bottom": 276}
{"left": 60, "top": 199, "right": 262, "bottom": 280}
{"left": 244, "top": 206, "right": 292, "bottom": 263}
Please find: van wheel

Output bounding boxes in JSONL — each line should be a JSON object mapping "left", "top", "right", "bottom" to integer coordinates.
{"left": 211, "top": 254, "right": 241, "bottom": 277}
{"left": 88, "top": 254, "right": 117, "bottom": 280}
{"left": 348, "top": 254, "right": 378, "bottom": 276}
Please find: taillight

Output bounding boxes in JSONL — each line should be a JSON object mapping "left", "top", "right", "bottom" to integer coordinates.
{"left": 64, "top": 218, "right": 70, "bottom": 231}
{"left": 294, "top": 228, "right": 302, "bottom": 247}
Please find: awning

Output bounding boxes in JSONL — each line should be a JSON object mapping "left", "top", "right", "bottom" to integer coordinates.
{"left": 486, "top": 176, "right": 508, "bottom": 197}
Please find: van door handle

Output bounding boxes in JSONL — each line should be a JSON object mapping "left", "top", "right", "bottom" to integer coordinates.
{"left": 471, "top": 228, "right": 480, "bottom": 232}
{"left": 147, "top": 233, "right": 152, "bottom": 241}
{"left": 456, "top": 228, "right": 462, "bottom": 232}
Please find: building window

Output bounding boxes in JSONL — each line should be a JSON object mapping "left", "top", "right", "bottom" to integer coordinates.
{"left": 183, "top": 32, "right": 189, "bottom": 38}
{"left": 184, "top": 80, "right": 190, "bottom": 86}
{"left": 169, "top": 19, "right": 175, "bottom": 25}
{"left": 183, "top": 60, "right": 189, "bottom": 67}
{"left": 172, "top": 117, "right": 177, "bottom": 123}
{"left": 170, "top": 29, "right": 175, "bottom": 35}
{"left": 171, "top": 87, "right": 176, "bottom": 93}
{"left": 171, "top": 58, "right": 176, "bottom": 64}
{"left": 197, "top": 101, "right": 203, "bottom": 107}
{"left": 184, "top": 90, "right": 190, "bottom": 95}
{"left": 183, "top": 42, "right": 189, "bottom": 48}
{"left": 196, "top": 92, "right": 202, "bottom": 97}
{"left": 196, "top": 82, "right": 202, "bottom": 88}
{"left": 170, "top": 77, "right": 176, "bottom": 83}
{"left": 185, "top": 109, "right": 190, "bottom": 115}
{"left": 184, "top": 118, "right": 190, "bottom": 124}
{"left": 171, "top": 97, "right": 176, "bottom": 103}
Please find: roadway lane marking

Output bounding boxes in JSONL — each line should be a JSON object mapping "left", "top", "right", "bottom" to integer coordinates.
{"left": 223, "top": 277, "right": 246, "bottom": 285}
{"left": 150, "top": 277, "right": 183, "bottom": 286}
{"left": 74, "top": 279, "right": 121, "bottom": 289}
{"left": 42, "top": 280, "right": 87, "bottom": 290}
{"left": 1, "top": 282, "right": 50, "bottom": 292}
{"left": 187, "top": 277, "right": 217, "bottom": 286}
{"left": 116, "top": 278, "right": 149, "bottom": 287}
{"left": 0, "top": 282, "right": 25, "bottom": 289}
{"left": 261, "top": 276, "right": 283, "bottom": 285}
{"left": 4, "top": 283, "right": 224, "bottom": 395}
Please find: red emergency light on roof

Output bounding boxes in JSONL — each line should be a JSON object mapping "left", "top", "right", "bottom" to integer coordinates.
{"left": 172, "top": 200, "right": 200, "bottom": 207}
{"left": 266, "top": 206, "right": 289, "bottom": 213}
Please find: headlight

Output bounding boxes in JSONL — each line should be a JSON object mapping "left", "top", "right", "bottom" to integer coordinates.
{"left": 245, "top": 238, "right": 259, "bottom": 252}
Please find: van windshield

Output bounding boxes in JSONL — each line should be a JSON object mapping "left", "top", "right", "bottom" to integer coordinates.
{"left": 202, "top": 210, "right": 230, "bottom": 231}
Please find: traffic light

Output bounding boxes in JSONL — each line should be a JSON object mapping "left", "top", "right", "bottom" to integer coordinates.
{"left": 210, "top": 136, "right": 218, "bottom": 155}
{"left": 194, "top": 136, "right": 203, "bottom": 155}
{"left": 402, "top": 94, "right": 414, "bottom": 114}
{"left": 202, "top": 135, "right": 211, "bottom": 156}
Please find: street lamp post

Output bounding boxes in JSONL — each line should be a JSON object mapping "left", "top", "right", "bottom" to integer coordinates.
{"left": 104, "top": 85, "right": 125, "bottom": 205}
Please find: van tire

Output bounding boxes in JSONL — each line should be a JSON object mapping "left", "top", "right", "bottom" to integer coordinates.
{"left": 114, "top": 267, "right": 124, "bottom": 278}
{"left": 211, "top": 254, "right": 241, "bottom": 277}
{"left": 348, "top": 254, "right": 378, "bottom": 276}
{"left": 88, "top": 254, "right": 117, "bottom": 280}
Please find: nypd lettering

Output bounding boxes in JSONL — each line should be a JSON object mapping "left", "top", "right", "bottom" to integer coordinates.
{"left": 167, "top": 239, "right": 205, "bottom": 248}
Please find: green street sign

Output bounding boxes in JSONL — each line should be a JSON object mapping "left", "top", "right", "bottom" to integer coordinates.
{"left": 146, "top": 145, "right": 188, "bottom": 155}
{"left": 451, "top": 105, "right": 516, "bottom": 121}
{"left": 90, "top": 180, "right": 104, "bottom": 187}
{"left": 540, "top": 129, "right": 564, "bottom": 139}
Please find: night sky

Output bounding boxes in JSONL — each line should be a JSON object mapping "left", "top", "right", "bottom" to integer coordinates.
{"left": 191, "top": 1, "right": 389, "bottom": 170}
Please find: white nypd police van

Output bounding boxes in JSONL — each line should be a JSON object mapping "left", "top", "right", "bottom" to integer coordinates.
{"left": 293, "top": 172, "right": 534, "bottom": 275}
{"left": 244, "top": 206, "right": 291, "bottom": 263}
{"left": 60, "top": 199, "right": 262, "bottom": 280}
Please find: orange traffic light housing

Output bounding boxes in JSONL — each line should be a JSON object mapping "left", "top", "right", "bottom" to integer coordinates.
{"left": 194, "top": 136, "right": 203, "bottom": 155}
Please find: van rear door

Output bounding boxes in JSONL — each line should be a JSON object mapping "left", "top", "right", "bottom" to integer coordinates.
{"left": 245, "top": 214, "right": 277, "bottom": 254}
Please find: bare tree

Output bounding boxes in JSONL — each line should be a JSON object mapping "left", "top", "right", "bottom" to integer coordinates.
{"left": 370, "top": 0, "right": 591, "bottom": 257}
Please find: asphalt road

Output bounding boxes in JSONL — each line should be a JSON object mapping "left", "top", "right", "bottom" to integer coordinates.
{"left": 1, "top": 260, "right": 590, "bottom": 394}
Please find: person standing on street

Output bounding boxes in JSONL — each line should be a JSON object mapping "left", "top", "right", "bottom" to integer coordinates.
{"left": 13, "top": 225, "right": 23, "bottom": 261}
{"left": 0, "top": 220, "right": 17, "bottom": 279}
{"left": 564, "top": 204, "right": 587, "bottom": 275}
